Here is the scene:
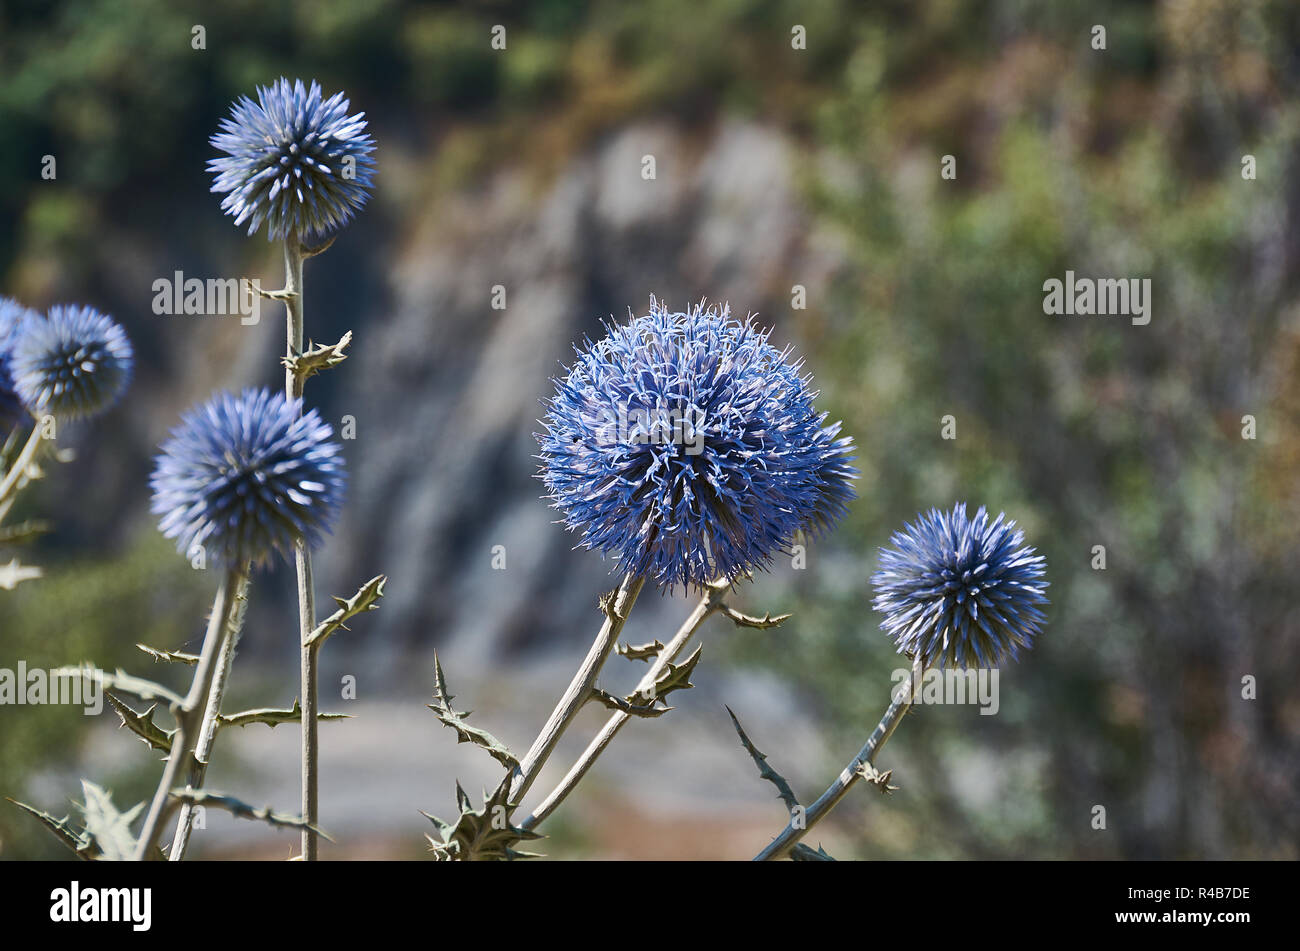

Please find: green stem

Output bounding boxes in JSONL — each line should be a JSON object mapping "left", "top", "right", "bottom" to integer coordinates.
{"left": 0, "top": 426, "right": 44, "bottom": 527}
{"left": 508, "top": 573, "right": 645, "bottom": 807}
{"left": 134, "top": 566, "right": 246, "bottom": 860}
{"left": 283, "top": 235, "right": 321, "bottom": 861}
{"left": 520, "top": 583, "right": 725, "bottom": 830}
{"left": 753, "top": 656, "right": 925, "bottom": 861}
{"left": 168, "top": 572, "right": 251, "bottom": 860}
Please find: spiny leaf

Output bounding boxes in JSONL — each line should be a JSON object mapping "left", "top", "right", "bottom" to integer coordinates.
{"left": 590, "top": 687, "right": 669, "bottom": 718}
{"left": 104, "top": 692, "right": 173, "bottom": 752}
{"left": 283, "top": 331, "right": 352, "bottom": 384}
{"left": 720, "top": 605, "right": 792, "bottom": 630}
{"left": 52, "top": 666, "right": 183, "bottom": 707}
{"left": 648, "top": 645, "right": 702, "bottom": 700}
{"left": 597, "top": 588, "right": 619, "bottom": 620}
{"left": 855, "top": 763, "right": 899, "bottom": 794}
{"left": 616, "top": 639, "right": 665, "bottom": 662}
{"left": 168, "top": 789, "right": 330, "bottom": 839}
{"left": 791, "top": 843, "right": 836, "bottom": 861}
{"left": 619, "top": 646, "right": 703, "bottom": 713}
{"left": 0, "top": 519, "right": 50, "bottom": 545}
{"left": 427, "top": 653, "right": 519, "bottom": 770}
{"left": 77, "top": 780, "right": 143, "bottom": 862}
{"left": 219, "top": 699, "right": 350, "bottom": 730}
{"left": 0, "top": 558, "right": 42, "bottom": 590}
{"left": 726, "top": 705, "right": 801, "bottom": 814}
{"left": 136, "top": 643, "right": 200, "bottom": 665}
{"left": 425, "top": 776, "right": 544, "bottom": 862}
{"left": 305, "top": 574, "right": 386, "bottom": 648}
{"left": 7, "top": 798, "right": 96, "bottom": 859}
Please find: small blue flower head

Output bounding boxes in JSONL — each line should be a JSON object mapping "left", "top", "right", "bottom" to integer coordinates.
{"left": 209, "top": 77, "right": 376, "bottom": 241}
{"left": 537, "top": 298, "right": 857, "bottom": 590}
{"left": 0, "top": 297, "right": 42, "bottom": 430}
{"left": 151, "top": 388, "right": 346, "bottom": 568}
{"left": 9, "top": 304, "right": 133, "bottom": 421}
{"left": 871, "top": 504, "right": 1049, "bottom": 669}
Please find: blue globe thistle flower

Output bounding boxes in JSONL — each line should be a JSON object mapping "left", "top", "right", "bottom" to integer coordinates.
{"left": 150, "top": 388, "right": 346, "bottom": 568}
{"left": 209, "top": 77, "right": 377, "bottom": 241}
{"left": 9, "top": 305, "right": 133, "bottom": 421}
{"left": 871, "top": 504, "right": 1049, "bottom": 669}
{"left": 537, "top": 299, "right": 857, "bottom": 589}
{"left": 0, "top": 297, "right": 41, "bottom": 430}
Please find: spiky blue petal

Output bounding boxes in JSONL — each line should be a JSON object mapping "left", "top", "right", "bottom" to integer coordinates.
{"left": 208, "top": 77, "right": 377, "bottom": 241}
{"left": 9, "top": 305, "right": 133, "bottom": 421}
{"left": 537, "top": 298, "right": 857, "bottom": 590}
{"left": 150, "top": 388, "right": 346, "bottom": 568}
{"left": 0, "top": 297, "right": 41, "bottom": 430}
{"left": 871, "top": 503, "right": 1049, "bottom": 669}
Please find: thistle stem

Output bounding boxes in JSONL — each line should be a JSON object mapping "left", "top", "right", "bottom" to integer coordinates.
{"left": 283, "top": 235, "right": 322, "bottom": 861}
{"left": 168, "top": 572, "right": 251, "bottom": 860}
{"left": 134, "top": 566, "right": 246, "bottom": 860}
{"left": 508, "top": 573, "right": 645, "bottom": 806}
{"left": 520, "top": 582, "right": 727, "bottom": 830}
{"left": 0, "top": 427, "right": 24, "bottom": 474}
{"left": 0, "top": 426, "right": 44, "bottom": 526}
{"left": 753, "top": 656, "right": 925, "bottom": 861}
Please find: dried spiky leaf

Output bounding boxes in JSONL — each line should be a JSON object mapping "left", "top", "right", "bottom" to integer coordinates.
{"left": 425, "top": 777, "right": 544, "bottom": 862}
{"left": 590, "top": 687, "right": 669, "bottom": 718}
{"left": 168, "top": 789, "right": 329, "bottom": 839}
{"left": 219, "top": 699, "right": 350, "bottom": 730}
{"left": 791, "top": 843, "right": 836, "bottom": 861}
{"left": 0, "top": 558, "right": 42, "bottom": 590}
{"left": 136, "top": 643, "right": 200, "bottom": 665}
{"left": 720, "top": 605, "right": 792, "bottom": 629}
{"left": 52, "top": 666, "right": 183, "bottom": 707}
{"left": 616, "top": 645, "right": 703, "bottom": 715}
{"left": 0, "top": 519, "right": 50, "bottom": 546}
{"left": 615, "top": 639, "right": 665, "bottom": 662}
{"left": 855, "top": 763, "right": 899, "bottom": 794}
{"left": 305, "top": 574, "right": 386, "bottom": 648}
{"left": 7, "top": 798, "right": 96, "bottom": 859}
{"left": 646, "top": 645, "right": 702, "bottom": 700}
{"left": 726, "top": 706, "right": 801, "bottom": 814}
{"left": 427, "top": 653, "right": 519, "bottom": 770}
{"left": 77, "top": 780, "right": 143, "bottom": 862}
{"left": 283, "top": 331, "right": 352, "bottom": 385}
{"left": 104, "top": 692, "right": 173, "bottom": 752}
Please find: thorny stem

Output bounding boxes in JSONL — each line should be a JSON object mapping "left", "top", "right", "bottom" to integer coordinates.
{"left": 520, "top": 581, "right": 730, "bottom": 830}
{"left": 283, "top": 235, "right": 321, "bottom": 861}
{"left": 168, "top": 573, "right": 251, "bottom": 860}
{"left": 0, "top": 427, "right": 24, "bottom": 473}
{"left": 753, "top": 655, "right": 926, "bottom": 861}
{"left": 134, "top": 566, "right": 246, "bottom": 860}
{"left": 0, "top": 426, "right": 45, "bottom": 527}
{"left": 508, "top": 573, "right": 645, "bottom": 807}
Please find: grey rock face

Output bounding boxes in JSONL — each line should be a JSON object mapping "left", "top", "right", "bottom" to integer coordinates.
{"left": 329, "top": 119, "right": 844, "bottom": 672}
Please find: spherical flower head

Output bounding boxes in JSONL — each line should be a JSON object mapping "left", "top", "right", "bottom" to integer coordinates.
{"left": 209, "top": 77, "right": 376, "bottom": 241}
{"left": 9, "top": 304, "right": 133, "bottom": 421}
{"left": 537, "top": 298, "right": 857, "bottom": 590}
{"left": 150, "top": 388, "right": 346, "bottom": 568}
{"left": 0, "top": 297, "right": 41, "bottom": 430}
{"left": 871, "top": 503, "right": 1049, "bottom": 669}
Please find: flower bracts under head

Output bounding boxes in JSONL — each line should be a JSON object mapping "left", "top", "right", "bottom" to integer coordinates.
{"left": 871, "top": 503, "right": 1049, "bottom": 669}
{"left": 8, "top": 304, "right": 133, "bottom": 422}
{"left": 209, "top": 77, "right": 376, "bottom": 241}
{"left": 537, "top": 299, "right": 857, "bottom": 589}
{"left": 151, "top": 387, "right": 346, "bottom": 567}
